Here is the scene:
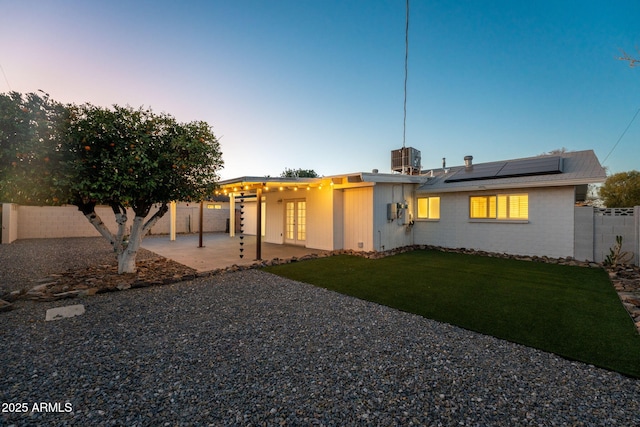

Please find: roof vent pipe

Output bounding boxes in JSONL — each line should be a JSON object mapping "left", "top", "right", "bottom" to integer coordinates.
{"left": 464, "top": 155, "right": 473, "bottom": 169}
{"left": 442, "top": 157, "right": 446, "bottom": 169}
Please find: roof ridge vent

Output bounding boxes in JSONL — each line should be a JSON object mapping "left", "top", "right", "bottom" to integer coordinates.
{"left": 464, "top": 155, "right": 473, "bottom": 170}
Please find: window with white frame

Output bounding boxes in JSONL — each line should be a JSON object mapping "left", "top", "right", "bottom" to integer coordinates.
{"left": 469, "top": 194, "right": 528, "bottom": 220}
{"left": 417, "top": 196, "right": 440, "bottom": 219}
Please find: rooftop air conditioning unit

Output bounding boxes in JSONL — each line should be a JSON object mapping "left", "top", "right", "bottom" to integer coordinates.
{"left": 391, "top": 147, "right": 421, "bottom": 174}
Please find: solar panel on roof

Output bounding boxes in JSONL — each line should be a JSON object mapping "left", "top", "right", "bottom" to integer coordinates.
{"left": 497, "top": 156, "right": 562, "bottom": 178}
{"left": 444, "top": 162, "right": 505, "bottom": 182}
{"left": 444, "top": 156, "right": 563, "bottom": 183}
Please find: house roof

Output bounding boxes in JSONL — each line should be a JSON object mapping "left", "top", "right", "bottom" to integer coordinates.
{"left": 416, "top": 150, "right": 606, "bottom": 194}
{"left": 217, "top": 150, "right": 606, "bottom": 195}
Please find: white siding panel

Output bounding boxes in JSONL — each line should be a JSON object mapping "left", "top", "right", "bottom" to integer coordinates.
{"left": 332, "top": 189, "right": 344, "bottom": 250}
{"left": 264, "top": 192, "right": 284, "bottom": 244}
{"left": 343, "top": 187, "right": 373, "bottom": 251}
{"left": 372, "top": 184, "right": 415, "bottom": 251}
{"left": 306, "top": 187, "right": 335, "bottom": 250}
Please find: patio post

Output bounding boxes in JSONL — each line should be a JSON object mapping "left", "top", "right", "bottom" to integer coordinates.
{"left": 198, "top": 201, "right": 204, "bottom": 248}
{"left": 229, "top": 193, "right": 235, "bottom": 237}
{"left": 256, "top": 187, "right": 262, "bottom": 260}
{"left": 170, "top": 201, "right": 177, "bottom": 241}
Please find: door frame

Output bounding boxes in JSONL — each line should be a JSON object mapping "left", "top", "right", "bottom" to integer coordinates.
{"left": 284, "top": 198, "right": 306, "bottom": 246}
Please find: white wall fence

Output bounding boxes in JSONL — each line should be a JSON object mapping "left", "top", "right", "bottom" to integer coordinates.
{"left": 574, "top": 206, "right": 639, "bottom": 266}
{"left": 1, "top": 202, "right": 232, "bottom": 244}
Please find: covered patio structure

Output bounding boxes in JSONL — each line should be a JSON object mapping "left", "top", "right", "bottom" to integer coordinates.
{"left": 215, "top": 176, "right": 328, "bottom": 260}
{"left": 159, "top": 171, "right": 423, "bottom": 265}
{"left": 141, "top": 232, "right": 327, "bottom": 272}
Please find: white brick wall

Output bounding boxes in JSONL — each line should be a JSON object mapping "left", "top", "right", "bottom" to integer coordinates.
{"left": 1, "top": 203, "right": 20, "bottom": 243}
{"left": 574, "top": 207, "right": 595, "bottom": 261}
{"left": 574, "top": 207, "right": 638, "bottom": 265}
{"left": 593, "top": 210, "right": 636, "bottom": 263}
{"left": 149, "top": 203, "right": 231, "bottom": 235}
{"left": 13, "top": 202, "right": 231, "bottom": 240}
{"left": 18, "top": 205, "right": 106, "bottom": 239}
{"left": 414, "top": 187, "right": 575, "bottom": 258}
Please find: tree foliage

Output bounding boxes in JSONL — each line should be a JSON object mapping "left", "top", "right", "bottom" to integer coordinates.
{"left": 540, "top": 147, "right": 569, "bottom": 156}
{"left": 599, "top": 171, "right": 640, "bottom": 208}
{"left": 281, "top": 168, "right": 319, "bottom": 178}
{"left": 62, "top": 104, "right": 222, "bottom": 216}
{"left": 0, "top": 91, "right": 69, "bottom": 204}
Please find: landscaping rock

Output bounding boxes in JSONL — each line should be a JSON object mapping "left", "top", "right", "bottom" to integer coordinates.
{"left": 52, "top": 290, "right": 85, "bottom": 299}
{"left": 18, "top": 256, "right": 198, "bottom": 302}
{"left": 0, "top": 298, "right": 13, "bottom": 312}
{"left": 45, "top": 304, "right": 85, "bottom": 321}
{"left": 4, "top": 290, "right": 24, "bottom": 302}
{"left": 620, "top": 293, "right": 640, "bottom": 306}
{"left": 605, "top": 265, "right": 640, "bottom": 333}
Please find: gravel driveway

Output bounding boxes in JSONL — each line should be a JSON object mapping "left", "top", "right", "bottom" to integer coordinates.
{"left": 1, "top": 239, "right": 639, "bottom": 426}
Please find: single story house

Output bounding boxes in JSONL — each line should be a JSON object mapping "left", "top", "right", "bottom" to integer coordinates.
{"left": 217, "top": 149, "right": 607, "bottom": 260}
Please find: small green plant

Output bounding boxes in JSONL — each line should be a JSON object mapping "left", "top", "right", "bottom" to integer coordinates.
{"left": 604, "top": 235, "right": 634, "bottom": 267}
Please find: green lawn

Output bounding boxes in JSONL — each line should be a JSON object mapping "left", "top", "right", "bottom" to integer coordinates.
{"left": 263, "top": 250, "right": 640, "bottom": 378}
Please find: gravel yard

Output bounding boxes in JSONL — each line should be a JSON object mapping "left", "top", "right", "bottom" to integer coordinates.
{"left": 1, "top": 239, "right": 639, "bottom": 426}
{"left": 0, "top": 237, "right": 159, "bottom": 294}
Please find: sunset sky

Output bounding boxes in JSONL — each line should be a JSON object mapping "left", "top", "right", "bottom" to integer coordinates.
{"left": 1, "top": 0, "right": 639, "bottom": 179}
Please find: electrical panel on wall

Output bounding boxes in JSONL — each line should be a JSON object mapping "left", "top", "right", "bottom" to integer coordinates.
{"left": 387, "top": 203, "right": 397, "bottom": 221}
{"left": 396, "top": 202, "right": 408, "bottom": 223}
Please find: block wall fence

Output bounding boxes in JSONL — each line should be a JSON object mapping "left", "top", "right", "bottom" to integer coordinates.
{"left": 574, "top": 206, "right": 639, "bottom": 266}
{"left": 1, "top": 202, "right": 232, "bottom": 244}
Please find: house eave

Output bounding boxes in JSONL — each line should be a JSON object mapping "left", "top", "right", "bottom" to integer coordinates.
{"left": 325, "top": 172, "right": 427, "bottom": 185}
{"left": 417, "top": 176, "right": 606, "bottom": 194}
{"left": 217, "top": 176, "right": 321, "bottom": 192}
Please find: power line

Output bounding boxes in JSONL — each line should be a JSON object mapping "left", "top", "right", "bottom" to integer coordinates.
{"left": 402, "top": 0, "right": 409, "bottom": 149}
{"left": 0, "top": 63, "right": 12, "bottom": 91}
{"left": 602, "top": 107, "right": 640, "bottom": 166}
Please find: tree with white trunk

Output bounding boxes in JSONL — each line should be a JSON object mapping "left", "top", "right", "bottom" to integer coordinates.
{"left": 1, "top": 92, "right": 223, "bottom": 273}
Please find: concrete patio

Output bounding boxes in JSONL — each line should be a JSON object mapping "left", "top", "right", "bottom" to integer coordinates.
{"left": 141, "top": 232, "right": 327, "bottom": 272}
